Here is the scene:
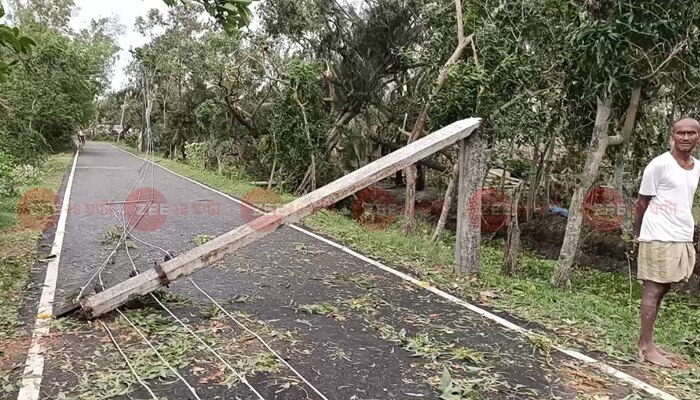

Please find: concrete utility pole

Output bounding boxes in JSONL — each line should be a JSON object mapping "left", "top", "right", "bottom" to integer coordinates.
{"left": 57, "top": 118, "right": 481, "bottom": 319}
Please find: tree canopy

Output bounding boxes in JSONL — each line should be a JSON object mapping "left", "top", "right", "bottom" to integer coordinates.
{"left": 4, "top": 0, "right": 700, "bottom": 286}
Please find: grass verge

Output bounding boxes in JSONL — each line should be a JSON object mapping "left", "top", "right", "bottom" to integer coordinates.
{"left": 113, "top": 142, "right": 700, "bottom": 397}
{"left": 0, "top": 154, "right": 72, "bottom": 342}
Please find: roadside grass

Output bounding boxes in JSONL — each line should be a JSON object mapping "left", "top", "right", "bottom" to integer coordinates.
{"left": 310, "top": 210, "right": 700, "bottom": 397}
{"left": 113, "top": 142, "right": 700, "bottom": 396}
{"left": 0, "top": 154, "right": 72, "bottom": 341}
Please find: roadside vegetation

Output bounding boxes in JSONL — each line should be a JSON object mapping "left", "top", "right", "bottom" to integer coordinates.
{"left": 0, "top": 155, "right": 71, "bottom": 340}
{"left": 116, "top": 143, "right": 700, "bottom": 398}
{"left": 2, "top": 0, "right": 700, "bottom": 397}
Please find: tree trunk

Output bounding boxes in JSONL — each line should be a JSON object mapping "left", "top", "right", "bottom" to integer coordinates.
{"left": 404, "top": 165, "right": 418, "bottom": 233}
{"left": 395, "top": 170, "right": 403, "bottom": 187}
{"left": 404, "top": 0, "right": 471, "bottom": 233}
{"left": 138, "top": 130, "right": 145, "bottom": 152}
{"left": 293, "top": 86, "right": 316, "bottom": 192}
{"left": 324, "top": 110, "right": 356, "bottom": 154}
{"left": 553, "top": 86, "right": 640, "bottom": 287}
{"left": 119, "top": 93, "right": 128, "bottom": 133}
{"left": 526, "top": 144, "right": 540, "bottom": 220}
{"left": 162, "top": 87, "right": 167, "bottom": 143}
{"left": 296, "top": 110, "right": 355, "bottom": 194}
{"left": 455, "top": 132, "right": 487, "bottom": 274}
{"left": 416, "top": 164, "right": 426, "bottom": 191}
{"left": 431, "top": 163, "right": 458, "bottom": 243}
{"left": 139, "top": 66, "right": 152, "bottom": 153}
{"left": 503, "top": 181, "right": 524, "bottom": 276}
{"left": 552, "top": 97, "right": 613, "bottom": 287}
{"left": 139, "top": 94, "right": 146, "bottom": 153}
{"left": 542, "top": 130, "right": 557, "bottom": 211}
{"left": 268, "top": 158, "right": 277, "bottom": 190}
{"left": 613, "top": 146, "right": 633, "bottom": 236}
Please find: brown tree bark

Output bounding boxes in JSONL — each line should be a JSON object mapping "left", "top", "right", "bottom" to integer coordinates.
{"left": 525, "top": 143, "right": 540, "bottom": 220}
{"left": 552, "top": 86, "right": 640, "bottom": 287}
{"left": 541, "top": 130, "right": 557, "bottom": 212}
{"left": 118, "top": 93, "right": 128, "bottom": 142}
{"left": 455, "top": 132, "right": 487, "bottom": 274}
{"left": 139, "top": 65, "right": 154, "bottom": 153}
{"left": 613, "top": 145, "right": 634, "bottom": 236}
{"left": 404, "top": 164, "right": 418, "bottom": 231}
{"left": 503, "top": 181, "right": 524, "bottom": 276}
{"left": 293, "top": 85, "right": 316, "bottom": 191}
{"left": 431, "top": 163, "right": 458, "bottom": 243}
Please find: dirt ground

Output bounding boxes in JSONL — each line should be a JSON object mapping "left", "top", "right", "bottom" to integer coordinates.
{"left": 376, "top": 180, "right": 700, "bottom": 295}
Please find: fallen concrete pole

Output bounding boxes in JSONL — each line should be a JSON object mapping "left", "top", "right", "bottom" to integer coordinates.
{"left": 75, "top": 118, "right": 480, "bottom": 318}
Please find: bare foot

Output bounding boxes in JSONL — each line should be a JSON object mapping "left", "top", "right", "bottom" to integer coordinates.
{"left": 637, "top": 339, "right": 667, "bottom": 356}
{"left": 654, "top": 344, "right": 667, "bottom": 355}
{"left": 638, "top": 346, "right": 675, "bottom": 367}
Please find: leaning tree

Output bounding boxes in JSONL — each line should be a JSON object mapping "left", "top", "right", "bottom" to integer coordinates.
{"left": 552, "top": 0, "right": 700, "bottom": 287}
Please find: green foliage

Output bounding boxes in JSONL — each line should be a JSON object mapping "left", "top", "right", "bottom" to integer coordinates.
{"left": 193, "top": 234, "right": 214, "bottom": 245}
{"left": 0, "top": 4, "right": 36, "bottom": 83}
{"left": 1, "top": 154, "right": 70, "bottom": 340}
{"left": 0, "top": 153, "right": 41, "bottom": 199}
{"left": 430, "top": 61, "right": 486, "bottom": 129}
{"left": 439, "top": 367, "right": 485, "bottom": 400}
{"left": 184, "top": 142, "right": 207, "bottom": 169}
{"left": 0, "top": 0, "right": 119, "bottom": 166}
{"left": 163, "top": 0, "right": 255, "bottom": 31}
{"left": 123, "top": 133, "right": 138, "bottom": 149}
{"left": 118, "top": 140, "right": 700, "bottom": 395}
{"left": 12, "top": 164, "right": 43, "bottom": 185}
{"left": 0, "top": 151, "right": 17, "bottom": 198}
{"left": 259, "top": 57, "right": 331, "bottom": 188}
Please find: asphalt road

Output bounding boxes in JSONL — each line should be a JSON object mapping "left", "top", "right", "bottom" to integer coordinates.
{"left": 11, "top": 142, "right": 645, "bottom": 400}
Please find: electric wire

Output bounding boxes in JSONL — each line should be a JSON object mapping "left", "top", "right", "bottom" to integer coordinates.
{"left": 118, "top": 191, "right": 327, "bottom": 399}
{"left": 86, "top": 123, "right": 266, "bottom": 400}
{"left": 148, "top": 293, "right": 266, "bottom": 400}
{"left": 98, "top": 319, "right": 158, "bottom": 400}
{"left": 120, "top": 221, "right": 265, "bottom": 400}
{"left": 188, "top": 278, "right": 330, "bottom": 400}
{"left": 115, "top": 309, "right": 202, "bottom": 400}
{"left": 81, "top": 132, "right": 203, "bottom": 399}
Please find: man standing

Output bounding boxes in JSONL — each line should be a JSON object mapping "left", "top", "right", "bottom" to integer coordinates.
{"left": 633, "top": 117, "right": 700, "bottom": 367}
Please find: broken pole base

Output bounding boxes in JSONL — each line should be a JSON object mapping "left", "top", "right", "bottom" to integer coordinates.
{"left": 52, "top": 302, "right": 81, "bottom": 319}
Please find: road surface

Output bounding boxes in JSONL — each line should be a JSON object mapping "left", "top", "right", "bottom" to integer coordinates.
{"left": 9, "top": 142, "right": 651, "bottom": 400}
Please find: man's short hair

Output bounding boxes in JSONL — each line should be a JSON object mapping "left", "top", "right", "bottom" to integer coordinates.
{"left": 673, "top": 117, "right": 700, "bottom": 133}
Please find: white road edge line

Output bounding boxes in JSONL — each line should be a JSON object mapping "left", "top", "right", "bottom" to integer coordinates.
{"left": 110, "top": 143, "right": 677, "bottom": 400}
{"left": 17, "top": 150, "right": 79, "bottom": 400}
